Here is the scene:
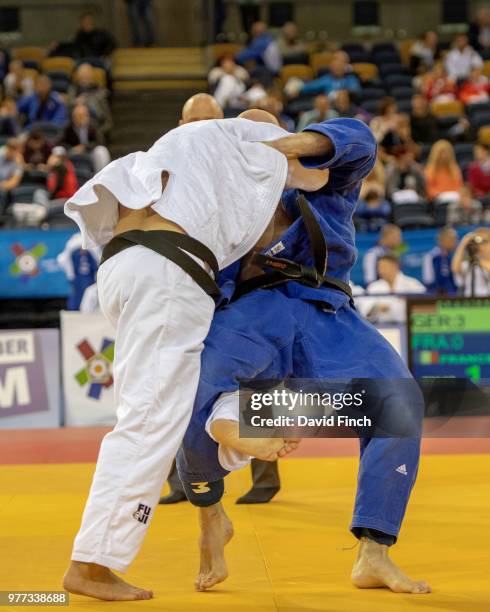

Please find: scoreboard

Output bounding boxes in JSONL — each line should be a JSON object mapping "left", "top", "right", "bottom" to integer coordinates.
{"left": 407, "top": 297, "right": 490, "bottom": 382}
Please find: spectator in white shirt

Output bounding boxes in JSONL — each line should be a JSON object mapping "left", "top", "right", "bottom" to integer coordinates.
{"left": 365, "top": 254, "right": 426, "bottom": 323}
{"left": 445, "top": 34, "right": 483, "bottom": 81}
{"left": 209, "top": 55, "right": 249, "bottom": 109}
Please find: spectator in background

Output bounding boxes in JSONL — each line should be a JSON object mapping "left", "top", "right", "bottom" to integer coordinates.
{"left": 33, "top": 146, "right": 78, "bottom": 213}
{"left": 0, "top": 97, "right": 21, "bottom": 136}
{"left": 300, "top": 57, "right": 360, "bottom": 97}
{"left": 250, "top": 93, "right": 294, "bottom": 131}
{"left": 409, "top": 30, "right": 439, "bottom": 74}
{"left": 23, "top": 129, "right": 52, "bottom": 171}
{"left": 296, "top": 94, "right": 338, "bottom": 131}
{"left": 3, "top": 60, "right": 34, "bottom": 99}
{"left": 61, "top": 104, "right": 110, "bottom": 172}
{"left": 235, "top": 21, "right": 282, "bottom": 75}
{"left": 458, "top": 66, "right": 490, "bottom": 105}
{"left": 468, "top": 143, "right": 490, "bottom": 198}
{"left": 72, "top": 12, "right": 116, "bottom": 60}
{"left": 410, "top": 93, "right": 438, "bottom": 144}
{"left": 424, "top": 139, "right": 463, "bottom": 202}
{"left": 69, "top": 63, "right": 112, "bottom": 135}
{"left": 385, "top": 149, "right": 426, "bottom": 203}
{"left": 355, "top": 190, "right": 391, "bottom": 233}
{"left": 369, "top": 97, "right": 400, "bottom": 143}
{"left": 422, "top": 227, "right": 458, "bottom": 294}
{"left": 468, "top": 6, "right": 490, "bottom": 53}
{"left": 125, "top": 0, "right": 155, "bottom": 48}
{"left": 277, "top": 22, "right": 307, "bottom": 60}
{"left": 360, "top": 158, "right": 386, "bottom": 199}
{"left": 445, "top": 34, "right": 483, "bottom": 81}
{"left": 448, "top": 185, "right": 483, "bottom": 225}
{"left": 17, "top": 75, "right": 68, "bottom": 127}
{"left": 363, "top": 224, "right": 403, "bottom": 285}
{"left": 452, "top": 228, "right": 490, "bottom": 296}
{"left": 208, "top": 54, "right": 249, "bottom": 109}
{"left": 57, "top": 233, "right": 100, "bottom": 310}
{"left": 364, "top": 254, "right": 426, "bottom": 323}
{"left": 332, "top": 89, "right": 371, "bottom": 122}
{"left": 0, "top": 138, "right": 23, "bottom": 213}
{"left": 420, "top": 62, "right": 457, "bottom": 102}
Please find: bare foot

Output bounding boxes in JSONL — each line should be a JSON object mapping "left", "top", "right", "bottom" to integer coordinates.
{"left": 63, "top": 561, "right": 153, "bottom": 601}
{"left": 210, "top": 419, "right": 300, "bottom": 461}
{"left": 351, "top": 538, "right": 431, "bottom": 594}
{"left": 195, "top": 503, "right": 234, "bottom": 591}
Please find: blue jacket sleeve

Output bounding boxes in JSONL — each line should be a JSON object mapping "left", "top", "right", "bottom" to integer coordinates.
{"left": 52, "top": 98, "right": 68, "bottom": 126}
{"left": 300, "top": 118, "right": 377, "bottom": 191}
{"left": 300, "top": 74, "right": 331, "bottom": 96}
{"left": 235, "top": 34, "right": 270, "bottom": 65}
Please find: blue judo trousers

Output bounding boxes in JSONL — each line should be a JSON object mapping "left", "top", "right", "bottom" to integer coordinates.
{"left": 176, "top": 118, "right": 423, "bottom": 541}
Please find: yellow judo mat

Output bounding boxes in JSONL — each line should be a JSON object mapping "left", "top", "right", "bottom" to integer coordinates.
{"left": 1, "top": 454, "right": 489, "bottom": 612}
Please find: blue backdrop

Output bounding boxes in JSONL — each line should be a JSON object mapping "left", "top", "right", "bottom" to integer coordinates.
{"left": 0, "top": 226, "right": 480, "bottom": 298}
{"left": 351, "top": 226, "right": 477, "bottom": 287}
{"left": 0, "top": 228, "right": 77, "bottom": 298}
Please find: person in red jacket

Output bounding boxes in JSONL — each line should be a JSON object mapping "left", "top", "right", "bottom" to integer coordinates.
{"left": 46, "top": 146, "right": 79, "bottom": 199}
{"left": 32, "top": 146, "right": 79, "bottom": 217}
{"left": 468, "top": 143, "right": 490, "bottom": 198}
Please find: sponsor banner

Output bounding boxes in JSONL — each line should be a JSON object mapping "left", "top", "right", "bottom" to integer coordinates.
{"left": 0, "top": 329, "right": 60, "bottom": 428}
{"left": 61, "top": 311, "right": 117, "bottom": 426}
{"left": 0, "top": 228, "right": 77, "bottom": 298}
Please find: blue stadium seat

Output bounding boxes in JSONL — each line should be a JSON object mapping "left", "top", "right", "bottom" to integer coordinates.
{"left": 373, "top": 51, "right": 401, "bottom": 65}
{"left": 372, "top": 42, "right": 397, "bottom": 55}
{"left": 21, "top": 169, "right": 48, "bottom": 186}
{"left": 68, "top": 152, "right": 94, "bottom": 174}
{"left": 360, "top": 87, "right": 385, "bottom": 101}
{"left": 384, "top": 74, "right": 413, "bottom": 88}
{"left": 341, "top": 43, "right": 366, "bottom": 54}
{"left": 361, "top": 99, "right": 381, "bottom": 114}
{"left": 471, "top": 111, "right": 490, "bottom": 130}
{"left": 397, "top": 99, "right": 413, "bottom": 113}
{"left": 466, "top": 102, "right": 490, "bottom": 117}
{"left": 379, "top": 63, "right": 410, "bottom": 78}
{"left": 390, "top": 86, "right": 415, "bottom": 100}
{"left": 433, "top": 201, "right": 449, "bottom": 227}
{"left": 419, "top": 143, "right": 433, "bottom": 163}
{"left": 348, "top": 50, "right": 371, "bottom": 63}
{"left": 74, "top": 166, "right": 93, "bottom": 186}
{"left": 393, "top": 202, "right": 434, "bottom": 229}
{"left": 11, "top": 185, "right": 38, "bottom": 204}
{"left": 454, "top": 142, "right": 474, "bottom": 164}
{"left": 51, "top": 79, "right": 70, "bottom": 93}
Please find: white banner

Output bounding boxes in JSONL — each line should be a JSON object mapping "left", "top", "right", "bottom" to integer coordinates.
{"left": 61, "top": 311, "right": 117, "bottom": 426}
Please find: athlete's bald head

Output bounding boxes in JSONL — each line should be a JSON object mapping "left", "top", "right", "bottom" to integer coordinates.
{"left": 180, "top": 93, "right": 223, "bottom": 125}
{"left": 238, "top": 109, "right": 279, "bottom": 126}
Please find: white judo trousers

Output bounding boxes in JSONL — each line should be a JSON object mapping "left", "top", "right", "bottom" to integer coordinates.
{"left": 71, "top": 245, "right": 214, "bottom": 572}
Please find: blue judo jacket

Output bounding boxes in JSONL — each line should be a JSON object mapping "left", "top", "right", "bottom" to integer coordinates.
{"left": 219, "top": 118, "right": 377, "bottom": 309}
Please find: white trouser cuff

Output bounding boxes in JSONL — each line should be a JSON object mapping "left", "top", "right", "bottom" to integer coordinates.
{"left": 205, "top": 391, "right": 252, "bottom": 472}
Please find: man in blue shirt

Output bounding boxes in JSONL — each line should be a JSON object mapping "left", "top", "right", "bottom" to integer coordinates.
{"left": 235, "top": 21, "right": 282, "bottom": 74}
{"left": 17, "top": 75, "right": 68, "bottom": 127}
{"left": 363, "top": 224, "right": 403, "bottom": 285}
{"left": 422, "top": 227, "right": 458, "bottom": 294}
{"left": 177, "top": 116, "right": 430, "bottom": 595}
{"left": 300, "top": 57, "right": 361, "bottom": 97}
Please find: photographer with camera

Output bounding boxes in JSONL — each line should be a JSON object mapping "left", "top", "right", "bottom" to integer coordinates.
{"left": 451, "top": 228, "right": 490, "bottom": 296}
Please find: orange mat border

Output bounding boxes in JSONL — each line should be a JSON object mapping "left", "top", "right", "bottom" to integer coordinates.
{"left": 0, "top": 426, "right": 489, "bottom": 465}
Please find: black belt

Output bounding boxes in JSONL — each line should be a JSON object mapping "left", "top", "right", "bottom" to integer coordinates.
{"left": 100, "top": 229, "right": 221, "bottom": 298}
{"left": 233, "top": 194, "right": 352, "bottom": 301}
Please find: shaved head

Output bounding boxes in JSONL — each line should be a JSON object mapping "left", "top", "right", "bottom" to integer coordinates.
{"left": 180, "top": 93, "right": 223, "bottom": 124}
{"left": 238, "top": 109, "right": 279, "bottom": 126}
